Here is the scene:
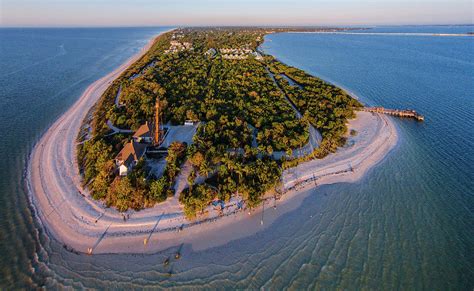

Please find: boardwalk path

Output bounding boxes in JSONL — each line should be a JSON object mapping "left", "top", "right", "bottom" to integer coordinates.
{"left": 266, "top": 68, "right": 322, "bottom": 159}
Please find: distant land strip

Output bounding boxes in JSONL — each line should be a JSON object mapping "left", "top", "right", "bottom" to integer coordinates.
{"left": 292, "top": 32, "right": 473, "bottom": 37}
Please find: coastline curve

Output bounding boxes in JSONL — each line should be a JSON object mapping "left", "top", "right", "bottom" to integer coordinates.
{"left": 26, "top": 31, "right": 399, "bottom": 255}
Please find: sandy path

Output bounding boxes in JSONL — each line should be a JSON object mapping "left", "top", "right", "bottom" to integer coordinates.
{"left": 27, "top": 32, "right": 398, "bottom": 255}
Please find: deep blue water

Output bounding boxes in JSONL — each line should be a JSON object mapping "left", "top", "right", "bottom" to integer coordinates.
{"left": 0, "top": 26, "right": 473, "bottom": 289}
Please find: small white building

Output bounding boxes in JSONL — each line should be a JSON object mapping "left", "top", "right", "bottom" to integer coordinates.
{"left": 252, "top": 51, "right": 263, "bottom": 60}
{"left": 115, "top": 141, "right": 147, "bottom": 176}
{"left": 184, "top": 120, "right": 197, "bottom": 126}
{"left": 205, "top": 48, "right": 217, "bottom": 57}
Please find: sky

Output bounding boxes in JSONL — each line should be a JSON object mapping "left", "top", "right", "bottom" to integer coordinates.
{"left": 1, "top": 0, "right": 472, "bottom": 27}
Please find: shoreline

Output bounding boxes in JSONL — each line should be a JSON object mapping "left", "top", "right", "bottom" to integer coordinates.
{"left": 288, "top": 31, "right": 473, "bottom": 37}
{"left": 26, "top": 31, "right": 398, "bottom": 255}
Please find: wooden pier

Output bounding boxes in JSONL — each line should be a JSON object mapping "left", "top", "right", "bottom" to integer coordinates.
{"left": 358, "top": 107, "right": 424, "bottom": 121}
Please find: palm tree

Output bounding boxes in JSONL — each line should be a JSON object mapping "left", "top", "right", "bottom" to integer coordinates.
{"left": 234, "top": 162, "right": 245, "bottom": 184}
{"left": 199, "top": 160, "right": 212, "bottom": 178}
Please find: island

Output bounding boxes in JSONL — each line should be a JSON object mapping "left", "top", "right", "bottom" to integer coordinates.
{"left": 78, "top": 27, "right": 365, "bottom": 218}
{"left": 27, "top": 27, "right": 399, "bottom": 254}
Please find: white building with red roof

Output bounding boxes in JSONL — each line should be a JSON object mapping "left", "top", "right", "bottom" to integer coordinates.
{"left": 115, "top": 141, "right": 147, "bottom": 176}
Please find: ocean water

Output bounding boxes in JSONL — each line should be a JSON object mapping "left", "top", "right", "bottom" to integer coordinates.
{"left": 0, "top": 27, "right": 171, "bottom": 287}
{"left": 260, "top": 27, "right": 474, "bottom": 289}
{"left": 0, "top": 26, "right": 473, "bottom": 289}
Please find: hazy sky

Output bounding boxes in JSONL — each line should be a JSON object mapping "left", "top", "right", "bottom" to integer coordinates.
{"left": 1, "top": 0, "right": 472, "bottom": 27}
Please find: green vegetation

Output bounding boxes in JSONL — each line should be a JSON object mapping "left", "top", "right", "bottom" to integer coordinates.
{"left": 180, "top": 184, "right": 216, "bottom": 219}
{"left": 267, "top": 61, "right": 362, "bottom": 168}
{"left": 109, "top": 77, "right": 165, "bottom": 130}
{"left": 78, "top": 27, "right": 361, "bottom": 217}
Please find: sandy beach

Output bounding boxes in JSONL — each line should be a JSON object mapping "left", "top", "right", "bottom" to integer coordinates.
{"left": 26, "top": 33, "right": 398, "bottom": 255}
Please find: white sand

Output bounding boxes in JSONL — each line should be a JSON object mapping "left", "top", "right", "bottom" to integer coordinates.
{"left": 27, "top": 32, "right": 398, "bottom": 255}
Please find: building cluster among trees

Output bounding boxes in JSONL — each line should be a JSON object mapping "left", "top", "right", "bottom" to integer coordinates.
{"left": 164, "top": 40, "right": 193, "bottom": 54}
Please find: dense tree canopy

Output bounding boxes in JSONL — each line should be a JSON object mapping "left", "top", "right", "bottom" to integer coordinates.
{"left": 78, "top": 28, "right": 361, "bottom": 216}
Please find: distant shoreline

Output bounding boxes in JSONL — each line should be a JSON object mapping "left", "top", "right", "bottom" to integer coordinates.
{"left": 289, "top": 31, "right": 473, "bottom": 37}
{"left": 26, "top": 29, "right": 398, "bottom": 255}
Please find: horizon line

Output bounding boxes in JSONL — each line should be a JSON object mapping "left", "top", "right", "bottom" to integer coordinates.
{"left": 1, "top": 23, "right": 473, "bottom": 29}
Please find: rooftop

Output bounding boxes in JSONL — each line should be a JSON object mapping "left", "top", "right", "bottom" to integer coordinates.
{"left": 133, "top": 122, "right": 153, "bottom": 138}
{"left": 115, "top": 141, "right": 147, "bottom": 165}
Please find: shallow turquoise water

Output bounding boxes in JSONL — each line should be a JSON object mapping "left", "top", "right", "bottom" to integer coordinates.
{"left": 0, "top": 26, "right": 473, "bottom": 289}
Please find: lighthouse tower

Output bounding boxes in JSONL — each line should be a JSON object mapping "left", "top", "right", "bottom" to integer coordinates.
{"left": 154, "top": 97, "right": 162, "bottom": 145}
